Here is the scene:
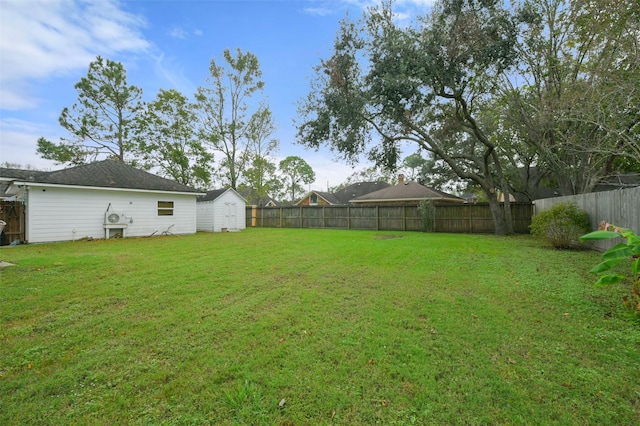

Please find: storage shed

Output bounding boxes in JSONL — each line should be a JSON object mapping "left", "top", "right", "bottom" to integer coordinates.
{"left": 196, "top": 188, "right": 246, "bottom": 232}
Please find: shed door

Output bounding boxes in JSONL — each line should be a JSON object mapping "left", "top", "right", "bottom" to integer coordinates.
{"left": 225, "top": 202, "right": 237, "bottom": 229}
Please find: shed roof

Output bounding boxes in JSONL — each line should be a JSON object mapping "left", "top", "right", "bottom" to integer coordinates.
{"left": 197, "top": 188, "right": 246, "bottom": 202}
{"left": 0, "top": 160, "right": 202, "bottom": 193}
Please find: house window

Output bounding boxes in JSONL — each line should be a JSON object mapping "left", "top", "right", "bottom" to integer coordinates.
{"left": 158, "top": 201, "right": 174, "bottom": 216}
{"left": 310, "top": 193, "right": 318, "bottom": 205}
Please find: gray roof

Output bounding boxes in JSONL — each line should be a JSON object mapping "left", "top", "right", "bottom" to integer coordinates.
{"left": 298, "top": 181, "right": 391, "bottom": 206}
{"left": 197, "top": 189, "right": 229, "bottom": 202}
{"left": 0, "top": 160, "right": 201, "bottom": 193}
{"left": 351, "top": 181, "right": 463, "bottom": 203}
{"left": 314, "top": 191, "right": 341, "bottom": 205}
{"left": 197, "top": 188, "right": 246, "bottom": 203}
{"left": 332, "top": 181, "right": 391, "bottom": 204}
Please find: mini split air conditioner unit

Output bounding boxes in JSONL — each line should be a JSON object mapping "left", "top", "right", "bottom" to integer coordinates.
{"left": 105, "top": 212, "right": 127, "bottom": 225}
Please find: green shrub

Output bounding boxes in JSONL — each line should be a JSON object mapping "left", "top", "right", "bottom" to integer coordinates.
{"left": 530, "top": 201, "right": 591, "bottom": 249}
{"left": 418, "top": 200, "right": 436, "bottom": 232}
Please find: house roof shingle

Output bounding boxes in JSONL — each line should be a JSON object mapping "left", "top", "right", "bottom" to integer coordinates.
{"left": 0, "top": 160, "right": 201, "bottom": 193}
{"left": 197, "top": 189, "right": 227, "bottom": 202}
{"left": 314, "top": 191, "right": 341, "bottom": 205}
{"left": 297, "top": 181, "right": 392, "bottom": 206}
{"left": 332, "top": 181, "right": 391, "bottom": 204}
{"left": 350, "top": 181, "right": 463, "bottom": 203}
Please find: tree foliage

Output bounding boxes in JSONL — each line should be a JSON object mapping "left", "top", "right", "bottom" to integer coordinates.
{"left": 37, "top": 56, "right": 143, "bottom": 165}
{"left": 297, "top": 0, "right": 520, "bottom": 234}
{"left": 278, "top": 156, "right": 316, "bottom": 203}
{"left": 297, "top": 0, "right": 638, "bottom": 234}
{"left": 240, "top": 107, "right": 280, "bottom": 200}
{"left": 195, "top": 49, "right": 275, "bottom": 189}
{"left": 134, "top": 89, "right": 212, "bottom": 189}
{"left": 502, "top": 0, "right": 640, "bottom": 194}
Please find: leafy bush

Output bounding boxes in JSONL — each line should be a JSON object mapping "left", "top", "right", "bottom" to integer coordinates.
{"left": 418, "top": 200, "right": 436, "bottom": 232}
{"left": 530, "top": 201, "right": 591, "bottom": 249}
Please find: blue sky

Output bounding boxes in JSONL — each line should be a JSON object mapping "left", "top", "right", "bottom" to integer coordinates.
{"left": 0, "top": 0, "right": 433, "bottom": 191}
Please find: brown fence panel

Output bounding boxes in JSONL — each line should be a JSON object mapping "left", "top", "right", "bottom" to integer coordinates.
{"left": 1, "top": 201, "right": 26, "bottom": 244}
{"left": 435, "top": 203, "right": 532, "bottom": 233}
{"left": 245, "top": 202, "right": 533, "bottom": 234}
{"left": 403, "top": 206, "right": 424, "bottom": 231}
{"left": 377, "top": 206, "right": 404, "bottom": 231}
{"left": 512, "top": 203, "right": 534, "bottom": 234}
{"left": 348, "top": 206, "right": 378, "bottom": 230}
{"left": 302, "top": 206, "right": 322, "bottom": 228}
{"left": 323, "top": 207, "right": 349, "bottom": 229}
{"left": 281, "top": 207, "right": 302, "bottom": 228}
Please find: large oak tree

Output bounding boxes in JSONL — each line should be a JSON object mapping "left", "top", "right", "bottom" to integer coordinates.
{"left": 297, "top": 1, "right": 520, "bottom": 234}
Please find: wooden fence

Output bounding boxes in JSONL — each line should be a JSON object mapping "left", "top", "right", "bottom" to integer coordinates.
{"left": 246, "top": 203, "right": 533, "bottom": 234}
{"left": 0, "top": 201, "right": 25, "bottom": 244}
{"left": 534, "top": 186, "right": 640, "bottom": 251}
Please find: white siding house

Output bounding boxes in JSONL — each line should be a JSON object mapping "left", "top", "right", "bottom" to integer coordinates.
{"left": 0, "top": 160, "right": 204, "bottom": 243}
{"left": 197, "top": 188, "right": 246, "bottom": 232}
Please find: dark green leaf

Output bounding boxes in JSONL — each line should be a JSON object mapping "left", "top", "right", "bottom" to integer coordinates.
{"left": 589, "top": 258, "right": 625, "bottom": 273}
{"left": 580, "top": 230, "right": 622, "bottom": 242}
{"left": 602, "top": 243, "right": 634, "bottom": 260}
{"left": 594, "top": 274, "right": 625, "bottom": 287}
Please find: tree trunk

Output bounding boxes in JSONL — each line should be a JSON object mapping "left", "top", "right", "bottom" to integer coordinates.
{"left": 487, "top": 194, "right": 508, "bottom": 236}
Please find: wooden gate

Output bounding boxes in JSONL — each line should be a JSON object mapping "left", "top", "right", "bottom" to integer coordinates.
{"left": 1, "top": 201, "right": 25, "bottom": 244}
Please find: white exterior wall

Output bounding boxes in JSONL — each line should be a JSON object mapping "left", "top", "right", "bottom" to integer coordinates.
{"left": 196, "top": 190, "right": 246, "bottom": 232}
{"left": 24, "top": 185, "right": 197, "bottom": 243}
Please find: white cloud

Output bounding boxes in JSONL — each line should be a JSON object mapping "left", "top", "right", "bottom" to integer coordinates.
{"left": 307, "top": 156, "right": 363, "bottom": 191}
{"left": 151, "top": 53, "right": 197, "bottom": 98}
{"left": 0, "top": 0, "right": 150, "bottom": 110}
{"left": 0, "top": 118, "right": 59, "bottom": 170}
{"left": 169, "top": 27, "right": 188, "bottom": 39}
{"left": 303, "top": 7, "right": 334, "bottom": 17}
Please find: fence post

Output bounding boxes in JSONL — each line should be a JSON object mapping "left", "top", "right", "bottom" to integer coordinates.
{"left": 403, "top": 206, "right": 406, "bottom": 231}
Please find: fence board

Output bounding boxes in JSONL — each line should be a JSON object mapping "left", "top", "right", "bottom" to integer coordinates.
{"left": 246, "top": 203, "right": 533, "bottom": 234}
{"left": 0, "top": 201, "right": 25, "bottom": 244}
{"left": 534, "top": 187, "right": 640, "bottom": 251}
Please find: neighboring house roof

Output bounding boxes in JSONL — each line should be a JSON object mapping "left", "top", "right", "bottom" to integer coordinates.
{"left": 306, "top": 191, "right": 341, "bottom": 205}
{"left": 197, "top": 188, "right": 246, "bottom": 202}
{"left": 0, "top": 168, "right": 44, "bottom": 180}
{"left": 459, "top": 193, "right": 478, "bottom": 203}
{"left": 0, "top": 160, "right": 202, "bottom": 194}
{"left": 332, "top": 181, "right": 391, "bottom": 204}
{"left": 595, "top": 173, "right": 640, "bottom": 191}
{"left": 297, "top": 181, "right": 391, "bottom": 206}
{"left": 350, "top": 181, "right": 464, "bottom": 204}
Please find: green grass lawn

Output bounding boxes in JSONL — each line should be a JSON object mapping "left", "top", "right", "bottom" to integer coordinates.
{"left": 1, "top": 228, "right": 639, "bottom": 425}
